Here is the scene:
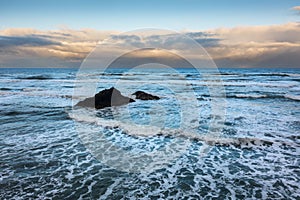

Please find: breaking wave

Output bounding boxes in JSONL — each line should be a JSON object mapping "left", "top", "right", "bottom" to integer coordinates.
{"left": 69, "top": 108, "right": 299, "bottom": 149}
{"left": 17, "top": 74, "right": 54, "bottom": 80}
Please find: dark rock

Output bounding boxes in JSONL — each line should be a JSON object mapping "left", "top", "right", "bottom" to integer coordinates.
{"left": 76, "top": 87, "right": 135, "bottom": 109}
{"left": 132, "top": 91, "right": 160, "bottom": 100}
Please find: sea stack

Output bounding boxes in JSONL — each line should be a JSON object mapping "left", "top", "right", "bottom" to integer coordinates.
{"left": 76, "top": 87, "right": 135, "bottom": 109}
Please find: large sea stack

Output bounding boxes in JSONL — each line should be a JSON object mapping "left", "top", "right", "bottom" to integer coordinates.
{"left": 76, "top": 87, "right": 135, "bottom": 109}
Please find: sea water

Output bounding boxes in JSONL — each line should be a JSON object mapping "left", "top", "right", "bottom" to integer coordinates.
{"left": 0, "top": 68, "right": 299, "bottom": 199}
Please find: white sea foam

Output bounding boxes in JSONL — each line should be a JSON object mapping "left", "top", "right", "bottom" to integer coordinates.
{"left": 69, "top": 108, "right": 299, "bottom": 149}
{"left": 234, "top": 94, "right": 268, "bottom": 98}
{"left": 284, "top": 94, "right": 300, "bottom": 101}
{"left": 1, "top": 68, "right": 300, "bottom": 199}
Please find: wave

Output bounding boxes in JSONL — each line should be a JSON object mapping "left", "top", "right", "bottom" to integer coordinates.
{"left": 0, "top": 88, "right": 13, "bottom": 91}
{"left": 186, "top": 72, "right": 297, "bottom": 78}
{"left": 221, "top": 81, "right": 298, "bottom": 88}
{"left": 1, "top": 87, "right": 299, "bottom": 102}
{"left": 69, "top": 108, "right": 299, "bottom": 149}
{"left": 0, "top": 90, "right": 73, "bottom": 99}
{"left": 232, "top": 94, "right": 300, "bottom": 101}
{"left": 21, "top": 88, "right": 44, "bottom": 92}
{"left": 17, "top": 75, "right": 53, "bottom": 80}
{"left": 241, "top": 73, "right": 292, "bottom": 77}
{"left": 284, "top": 94, "right": 300, "bottom": 101}
{"left": 229, "top": 94, "right": 268, "bottom": 99}
{"left": 82, "top": 73, "right": 124, "bottom": 77}
{"left": 200, "top": 93, "right": 300, "bottom": 101}
{"left": 73, "top": 79, "right": 299, "bottom": 89}
{"left": 79, "top": 72, "right": 161, "bottom": 77}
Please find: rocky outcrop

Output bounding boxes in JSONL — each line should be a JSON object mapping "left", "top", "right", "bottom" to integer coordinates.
{"left": 76, "top": 87, "right": 135, "bottom": 109}
{"left": 132, "top": 91, "right": 160, "bottom": 100}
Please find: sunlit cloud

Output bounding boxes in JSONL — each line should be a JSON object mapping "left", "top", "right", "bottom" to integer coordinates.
{"left": 0, "top": 23, "right": 300, "bottom": 68}
{"left": 291, "top": 6, "right": 300, "bottom": 15}
{"left": 203, "top": 22, "right": 300, "bottom": 67}
{"left": 292, "top": 6, "right": 300, "bottom": 11}
{"left": 0, "top": 28, "right": 117, "bottom": 67}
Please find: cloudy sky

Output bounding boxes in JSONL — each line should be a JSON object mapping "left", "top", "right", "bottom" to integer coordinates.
{"left": 0, "top": 0, "right": 300, "bottom": 68}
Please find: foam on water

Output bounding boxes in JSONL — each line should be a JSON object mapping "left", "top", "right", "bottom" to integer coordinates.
{"left": 0, "top": 68, "right": 299, "bottom": 199}
{"left": 70, "top": 107, "right": 299, "bottom": 150}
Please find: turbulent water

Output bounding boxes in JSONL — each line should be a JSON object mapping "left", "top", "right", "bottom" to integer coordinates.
{"left": 0, "top": 67, "right": 299, "bottom": 199}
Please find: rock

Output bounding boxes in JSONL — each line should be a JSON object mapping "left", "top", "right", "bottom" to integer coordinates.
{"left": 132, "top": 91, "right": 160, "bottom": 100}
{"left": 76, "top": 87, "right": 135, "bottom": 109}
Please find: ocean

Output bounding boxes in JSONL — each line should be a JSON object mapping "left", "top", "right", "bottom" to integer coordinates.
{"left": 0, "top": 67, "right": 299, "bottom": 199}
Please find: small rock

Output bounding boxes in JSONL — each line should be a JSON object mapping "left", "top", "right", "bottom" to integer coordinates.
{"left": 132, "top": 91, "right": 160, "bottom": 100}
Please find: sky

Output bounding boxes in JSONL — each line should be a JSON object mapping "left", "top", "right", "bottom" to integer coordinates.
{"left": 1, "top": 0, "right": 299, "bottom": 31}
{"left": 0, "top": 0, "right": 300, "bottom": 68}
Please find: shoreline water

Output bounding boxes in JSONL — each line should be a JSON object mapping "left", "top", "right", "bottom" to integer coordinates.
{"left": 0, "top": 68, "right": 299, "bottom": 199}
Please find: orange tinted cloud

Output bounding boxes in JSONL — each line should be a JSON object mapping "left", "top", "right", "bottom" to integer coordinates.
{"left": 292, "top": 6, "right": 300, "bottom": 12}
{"left": 0, "top": 23, "right": 300, "bottom": 68}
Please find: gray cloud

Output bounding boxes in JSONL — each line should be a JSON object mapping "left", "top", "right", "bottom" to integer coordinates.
{"left": 193, "top": 38, "right": 221, "bottom": 47}
{"left": 110, "top": 34, "right": 144, "bottom": 47}
{"left": 108, "top": 48, "right": 193, "bottom": 68}
{"left": 108, "top": 32, "right": 221, "bottom": 48}
{"left": 186, "top": 32, "right": 221, "bottom": 47}
{"left": 1, "top": 24, "right": 300, "bottom": 68}
{"left": 0, "top": 35, "right": 61, "bottom": 47}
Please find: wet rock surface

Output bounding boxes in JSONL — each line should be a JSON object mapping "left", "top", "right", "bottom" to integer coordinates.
{"left": 76, "top": 87, "right": 135, "bottom": 109}
{"left": 132, "top": 91, "right": 160, "bottom": 100}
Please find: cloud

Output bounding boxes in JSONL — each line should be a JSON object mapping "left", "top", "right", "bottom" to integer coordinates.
{"left": 186, "top": 32, "right": 221, "bottom": 47}
{"left": 0, "top": 35, "right": 61, "bottom": 47}
{"left": 292, "top": 6, "right": 300, "bottom": 14}
{"left": 110, "top": 34, "right": 143, "bottom": 47}
{"left": 202, "top": 22, "right": 300, "bottom": 67}
{"left": 0, "top": 28, "right": 116, "bottom": 67}
{"left": 107, "top": 48, "right": 193, "bottom": 68}
{"left": 0, "top": 23, "right": 300, "bottom": 68}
